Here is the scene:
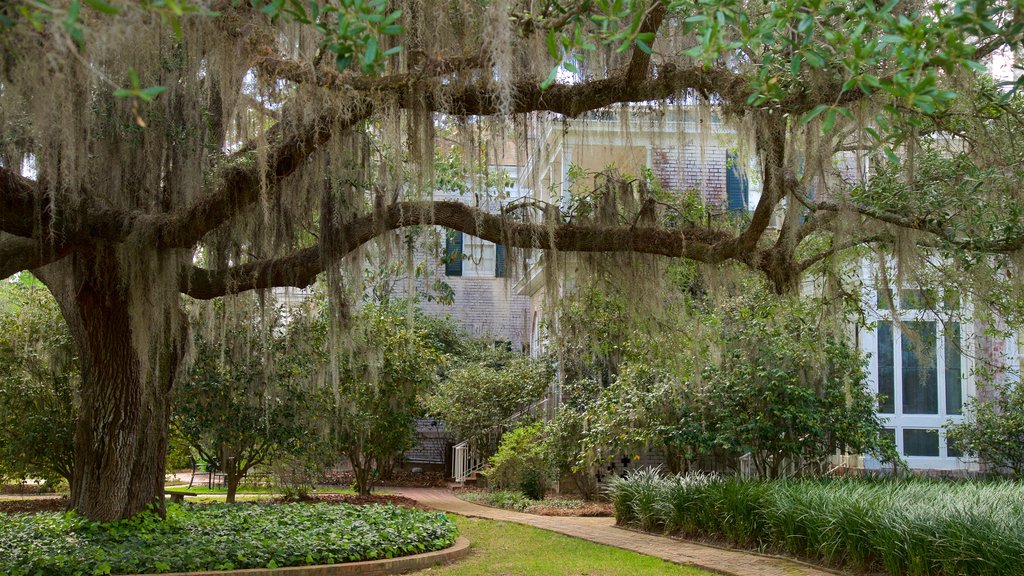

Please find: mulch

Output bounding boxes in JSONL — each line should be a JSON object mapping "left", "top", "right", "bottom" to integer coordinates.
{"left": 526, "top": 502, "right": 613, "bottom": 517}
{"left": 266, "top": 493, "right": 423, "bottom": 508}
{"left": 320, "top": 470, "right": 449, "bottom": 488}
{"left": 0, "top": 497, "right": 69, "bottom": 515}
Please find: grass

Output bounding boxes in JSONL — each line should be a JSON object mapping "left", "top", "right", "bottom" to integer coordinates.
{"left": 609, "top": 469, "right": 1024, "bottom": 576}
{"left": 408, "top": 515, "right": 713, "bottom": 576}
{"left": 0, "top": 502, "right": 456, "bottom": 575}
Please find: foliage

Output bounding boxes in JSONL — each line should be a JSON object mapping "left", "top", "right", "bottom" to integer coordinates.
{"left": 0, "top": 502, "right": 458, "bottom": 575}
{"left": 461, "top": 489, "right": 537, "bottom": 513}
{"left": 947, "top": 382, "right": 1024, "bottom": 477}
{"left": 165, "top": 427, "right": 193, "bottom": 471}
{"left": 0, "top": 276, "right": 77, "bottom": 486}
{"left": 173, "top": 297, "right": 327, "bottom": 503}
{"left": 460, "top": 490, "right": 600, "bottom": 514}
{"left": 575, "top": 279, "right": 899, "bottom": 479}
{"left": 541, "top": 403, "right": 600, "bottom": 499}
{"left": 702, "top": 291, "right": 901, "bottom": 477}
{"left": 608, "top": 472, "right": 1024, "bottom": 576}
{"left": 484, "top": 423, "right": 551, "bottom": 499}
{"left": 314, "top": 303, "right": 439, "bottom": 495}
{"left": 427, "top": 347, "right": 552, "bottom": 453}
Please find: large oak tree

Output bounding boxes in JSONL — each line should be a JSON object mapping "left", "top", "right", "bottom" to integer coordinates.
{"left": 1, "top": 0, "right": 1023, "bottom": 520}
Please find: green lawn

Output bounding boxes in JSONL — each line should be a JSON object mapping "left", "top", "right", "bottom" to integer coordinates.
{"left": 408, "top": 516, "right": 713, "bottom": 576}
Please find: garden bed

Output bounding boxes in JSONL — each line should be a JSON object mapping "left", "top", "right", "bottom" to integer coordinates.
{"left": 0, "top": 502, "right": 458, "bottom": 576}
{"left": 0, "top": 496, "right": 68, "bottom": 515}
{"left": 459, "top": 490, "right": 612, "bottom": 517}
{"left": 609, "top": 470, "right": 1024, "bottom": 576}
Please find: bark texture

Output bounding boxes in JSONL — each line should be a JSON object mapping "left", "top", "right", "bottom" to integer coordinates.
{"left": 38, "top": 255, "right": 187, "bottom": 521}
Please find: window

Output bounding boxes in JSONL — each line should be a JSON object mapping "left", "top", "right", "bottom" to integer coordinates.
{"left": 865, "top": 281, "right": 969, "bottom": 468}
{"left": 904, "top": 429, "right": 940, "bottom": 457}
{"left": 442, "top": 229, "right": 505, "bottom": 278}
{"left": 462, "top": 236, "right": 495, "bottom": 277}
{"left": 902, "top": 321, "right": 938, "bottom": 415}
{"left": 872, "top": 319, "right": 964, "bottom": 463}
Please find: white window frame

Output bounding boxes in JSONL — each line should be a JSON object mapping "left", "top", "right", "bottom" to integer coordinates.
{"left": 461, "top": 235, "right": 497, "bottom": 278}
{"left": 860, "top": 261, "right": 979, "bottom": 471}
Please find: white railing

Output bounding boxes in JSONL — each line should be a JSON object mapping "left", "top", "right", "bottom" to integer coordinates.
{"left": 452, "top": 394, "right": 554, "bottom": 484}
{"left": 453, "top": 441, "right": 488, "bottom": 484}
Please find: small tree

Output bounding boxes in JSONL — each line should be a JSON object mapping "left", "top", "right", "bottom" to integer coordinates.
{"left": 705, "top": 292, "right": 900, "bottom": 477}
{"left": 0, "top": 276, "right": 77, "bottom": 487}
{"left": 486, "top": 423, "right": 551, "bottom": 499}
{"left": 946, "top": 382, "right": 1024, "bottom": 477}
{"left": 427, "top": 347, "right": 552, "bottom": 453}
{"left": 321, "top": 304, "right": 439, "bottom": 495}
{"left": 173, "top": 298, "right": 324, "bottom": 503}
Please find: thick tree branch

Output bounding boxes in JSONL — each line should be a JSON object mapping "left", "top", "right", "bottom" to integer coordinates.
{"left": 805, "top": 193, "right": 1024, "bottom": 253}
{"left": 182, "top": 199, "right": 743, "bottom": 299}
{"left": 624, "top": 2, "right": 667, "bottom": 85}
{"left": 0, "top": 235, "right": 73, "bottom": 280}
{"left": 154, "top": 103, "right": 373, "bottom": 250}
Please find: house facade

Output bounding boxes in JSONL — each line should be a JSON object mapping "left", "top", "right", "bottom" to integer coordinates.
{"left": 507, "top": 108, "right": 1020, "bottom": 473}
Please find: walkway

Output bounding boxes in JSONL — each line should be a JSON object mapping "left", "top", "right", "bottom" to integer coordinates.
{"left": 392, "top": 487, "right": 842, "bottom": 576}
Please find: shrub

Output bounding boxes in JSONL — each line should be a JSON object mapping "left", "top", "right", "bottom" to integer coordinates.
{"left": 608, "top": 473, "right": 1024, "bottom": 576}
{"left": 0, "top": 503, "right": 458, "bottom": 575}
{"left": 0, "top": 278, "right": 77, "bottom": 487}
{"left": 946, "top": 381, "right": 1024, "bottom": 477}
{"left": 427, "top": 348, "right": 552, "bottom": 454}
{"left": 485, "top": 423, "right": 551, "bottom": 497}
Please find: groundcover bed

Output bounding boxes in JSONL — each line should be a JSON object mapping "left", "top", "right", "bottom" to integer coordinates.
{"left": 0, "top": 502, "right": 458, "bottom": 575}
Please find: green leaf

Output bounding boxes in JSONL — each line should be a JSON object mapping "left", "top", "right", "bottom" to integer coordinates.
{"left": 362, "top": 37, "right": 378, "bottom": 69}
{"left": 138, "top": 86, "right": 168, "bottom": 102}
{"left": 821, "top": 108, "right": 836, "bottom": 134}
{"left": 83, "top": 0, "right": 119, "bottom": 15}
{"left": 540, "top": 66, "right": 559, "bottom": 90}
{"left": 546, "top": 29, "right": 559, "bottom": 59}
{"left": 798, "top": 104, "right": 830, "bottom": 127}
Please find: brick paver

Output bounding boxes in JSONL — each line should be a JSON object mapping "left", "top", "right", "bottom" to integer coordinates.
{"left": 392, "top": 487, "right": 843, "bottom": 576}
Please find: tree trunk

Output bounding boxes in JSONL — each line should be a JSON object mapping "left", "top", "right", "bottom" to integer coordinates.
{"left": 225, "top": 465, "right": 241, "bottom": 504}
{"left": 37, "top": 253, "right": 188, "bottom": 521}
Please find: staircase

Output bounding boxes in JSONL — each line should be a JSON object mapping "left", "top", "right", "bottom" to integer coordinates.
{"left": 450, "top": 395, "right": 553, "bottom": 486}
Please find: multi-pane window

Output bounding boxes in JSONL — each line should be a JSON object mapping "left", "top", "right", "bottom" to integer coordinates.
{"left": 443, "top": 230, "right": 506, "bottom": 278}
{"left": 867, "top": 285, "right": 969, "bottom": 468}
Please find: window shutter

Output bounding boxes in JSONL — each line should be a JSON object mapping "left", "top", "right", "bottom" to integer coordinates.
{"left": 725, "top": 151, "right": 749, "bottom": 213}
{"left": 495, "top": 244, "right": 506, "bottom": 278}
{"left": 444, "top": 230, "right": 463, "bottom": 276}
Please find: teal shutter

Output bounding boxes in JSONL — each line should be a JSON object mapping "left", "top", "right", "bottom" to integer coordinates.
{"left": 725, "top": 151, "right": 749, "bottom": 213}
{"left": 444, "top": 230, "right": 463, "bottom": 276}
{"left": 495, "top": 244, "right": 506, "bottom": 278}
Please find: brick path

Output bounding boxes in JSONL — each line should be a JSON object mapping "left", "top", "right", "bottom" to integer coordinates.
{"left": 392, "top": 487, "right": 842, "bottom": 576}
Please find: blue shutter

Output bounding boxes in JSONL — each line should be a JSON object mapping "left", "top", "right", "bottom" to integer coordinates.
{"left": 444, "top": 230, "right": 463, "bottom": 276}
{"left": 725, "top": 151, "right": 749, "bottom": 213}
{"left": 495, "top": 244, "right": 506, "bottom": 278}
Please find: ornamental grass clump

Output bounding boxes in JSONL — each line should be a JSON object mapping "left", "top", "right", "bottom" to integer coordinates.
{"left": 608, "top": 473, "right": 1024, "bottom": 576}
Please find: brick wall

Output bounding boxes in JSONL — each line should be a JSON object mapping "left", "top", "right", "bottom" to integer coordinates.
{"left": 651, "top": 144, "right": 728, "bottom": 208}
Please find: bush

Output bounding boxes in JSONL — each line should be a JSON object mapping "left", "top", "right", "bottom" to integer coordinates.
{"left": 427, "top": 348, "right": 552, "bottom": 454}
{"left": 485, "top": 423, "right": 551, "bottom": 497}
{"left": 0, "top": 278, "right": 77, "bottom": 486}
{"left": 946, "top": 381, "right": 1024, "bottom": 477}
{"left": 608, "top": 472, "right": 1024, "bottom": 576}
{"left": 0, "top": 503, "right": 458, "bottom": 575}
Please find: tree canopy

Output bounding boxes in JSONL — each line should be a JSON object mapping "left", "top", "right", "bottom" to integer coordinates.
{"left": 1, "top": 0, "right": 1023, "bottom": 520}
